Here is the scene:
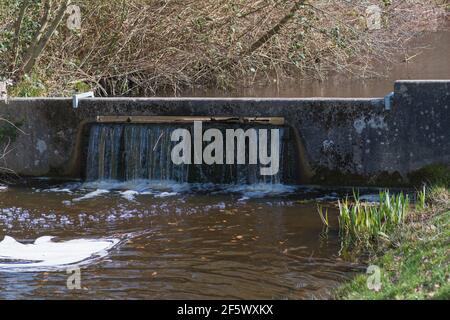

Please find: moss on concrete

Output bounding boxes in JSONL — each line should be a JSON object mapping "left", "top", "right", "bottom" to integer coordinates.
{"left": 408, "top": 164, "right": 450, "bottom": 188}
{"left": 0, "top": 120, "right": 22, "bottom": 145}
{"left": 311, "top": 164, "right": 450, "bottom": 188}
{"left": 311, "top": 166, "right": 406, "bottom": 187}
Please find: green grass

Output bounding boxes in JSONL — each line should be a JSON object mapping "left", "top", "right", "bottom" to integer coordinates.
{"left": 336, "top": 191, "right": 409, "bottom": 245}
{"left": 9, "top": 73, "right": 47, "bottom": 97}
{"left": 415, "top": 185, "right": 426, "bottom": 211}
{"left": 336, "top": 210, "right": 449, "bottom": 299}
{"left": 318, "top": 186, "right": 450, "bottom": 299}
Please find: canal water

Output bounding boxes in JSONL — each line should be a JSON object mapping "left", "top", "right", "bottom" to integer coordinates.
{"left": 179, "top": 31, "right": 450, "bottom": 98}
{"left": 0, "top": 30, "right": 446, "bottom": 300}
{"left": 0, "top": 179, "right": 374, "bottom": 299}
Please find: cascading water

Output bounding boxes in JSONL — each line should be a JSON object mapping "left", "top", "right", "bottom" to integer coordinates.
{"left": 86, "top": 123, "right": 297, "bottom": 184}
{"left": 86, "top": 124, "right": 189, "bottom": 182}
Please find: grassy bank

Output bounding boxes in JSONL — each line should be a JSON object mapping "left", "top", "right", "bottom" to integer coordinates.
{"left": 335, "top": 187, "right": 449, "bottom": 300}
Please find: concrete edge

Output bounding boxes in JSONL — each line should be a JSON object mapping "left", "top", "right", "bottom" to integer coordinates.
{"left": 395, "top": 79, "right": 450, "bottom": 83}
{"left": 5, "top": 97, "right": 384, "bottom": 102}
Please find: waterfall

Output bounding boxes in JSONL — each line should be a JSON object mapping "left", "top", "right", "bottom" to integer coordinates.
{"left": 86, "top": 123, "right": 296, "bottom": 184}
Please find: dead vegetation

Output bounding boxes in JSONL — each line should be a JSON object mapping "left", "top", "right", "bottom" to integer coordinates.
{"left": 0, "top": 0, "right": 448, "bottom": 96}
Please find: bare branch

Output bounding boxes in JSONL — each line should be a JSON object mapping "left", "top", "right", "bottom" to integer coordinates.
{"left": 246, "top": 0, "right": 306, "bottom": 55}
{"left": 18, "top": 0, "right": 70, "bottom": 77}
{"left": 11, "top": 0, "right": 31, "bottom": 71}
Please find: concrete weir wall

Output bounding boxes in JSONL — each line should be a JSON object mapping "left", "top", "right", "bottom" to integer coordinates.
{"left": 0, "top": 80, "right": 448, "bottom": 186}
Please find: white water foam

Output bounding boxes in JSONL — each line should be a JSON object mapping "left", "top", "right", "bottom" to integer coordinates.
{"left": 217, "top": 183, "right": 297, "bottom": 198}
{"left": 154, "top": 192, "right": 179, "bottom": 198}
{"left": 32, "top": 179, "right": 299, "bottom": 203}
{"left": 72, "top": 189, "right": 109, "bottom": 202}
{"left": 315, "top": 193, "right": 339, "bottom": 201}
{"left": 360, "top": 194, "right": 381, "bottom": 202}
{"left": 82, "top": 180, "right": 188, "bottom": 200}
{"left": 81, "top": 180, "right": 298, "bottom": 198}
{"left": 43, "top": 188, "right": 73, "bottom": 194}
{"left": 0, "top": 236, "right": 119, "bottom": 271}
{"left": 82, "top": 179, "right": 189, "bottom": 193}
{"left": 119, "top": 190, "right": 140, "bottom": 201}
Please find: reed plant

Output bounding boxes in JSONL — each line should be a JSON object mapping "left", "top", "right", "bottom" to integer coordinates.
{"left": 336, "top": 187, "right": 449, "bottom": 299}
{"left": 415, "top": 185, "right": 427, "bottom": 211}
{"left": 317, "top": 204, "right": 329, "bottom": 228}
{"left": 320, "top": 190, "right": 411, "bottom": 245}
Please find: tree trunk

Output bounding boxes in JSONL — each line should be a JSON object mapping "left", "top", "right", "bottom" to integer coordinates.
{"left": 246, "top": 0, "right": 306, "bottom": 55}
{"left": 17, "top": 0, "right": 70, "bottom": 78}
{"left": 11, "top": 0, "right": 31, "bottom": 71}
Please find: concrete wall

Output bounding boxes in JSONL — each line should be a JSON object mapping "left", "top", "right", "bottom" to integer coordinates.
{"left": 0, "top": 80, "right": 448, "bottom": 186}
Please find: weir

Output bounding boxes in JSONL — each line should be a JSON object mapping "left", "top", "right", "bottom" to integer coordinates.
{"left": 0, "top": 80, "right": 448, "bottom": 186}
{"left": 85, "top": 122, "right": 299, "bottom": 184}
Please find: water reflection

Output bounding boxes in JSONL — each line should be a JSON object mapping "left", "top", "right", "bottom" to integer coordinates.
{"left": 178, "top": 32, "right": 450, "bottom": 98}
{"left": 0, "top": 180, "right": 371, "bottom": 299}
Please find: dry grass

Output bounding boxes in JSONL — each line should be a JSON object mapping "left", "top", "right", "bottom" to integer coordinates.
{"left": 1, "top": 0, "right": 448, "bottom": 96}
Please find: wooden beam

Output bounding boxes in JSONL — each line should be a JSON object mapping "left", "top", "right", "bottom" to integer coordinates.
{"left": 96, "top": 116, "right": 285, "bottom": 126}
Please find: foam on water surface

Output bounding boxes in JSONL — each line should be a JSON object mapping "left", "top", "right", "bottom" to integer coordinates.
{"left": 119, "top": 190, "right": 140, "bottom": 201}
{"left": 72, "top": 180, "right": 299, "bottom": 200}
{"left": 359, "top": 194, "right": 381, "bottom": 202}
{"left": 217, "top": 183, "right": 298, "bottom": 198}
{"left": 0, "top": 236, "right": 119, "bottom": 271}
{"left": 72, "top": 189, "right": 110, "bottom": 202}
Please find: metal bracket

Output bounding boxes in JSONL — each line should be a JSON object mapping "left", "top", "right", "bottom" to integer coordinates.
{"left": 72, "top": 91, "right": 94, "bottom": 109}
{"left": 0, "top": 80, "right": 10, "bottom": 104}
{"left": 384, "top": 92, "right": 394, "bottom": 110}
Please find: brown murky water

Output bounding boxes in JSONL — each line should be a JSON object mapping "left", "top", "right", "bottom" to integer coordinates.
{"left": 180, "top": 31, "right": 450, "bottom": 98}
{"left": 0, "top": 180, "right": 370, "bottom": 299}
